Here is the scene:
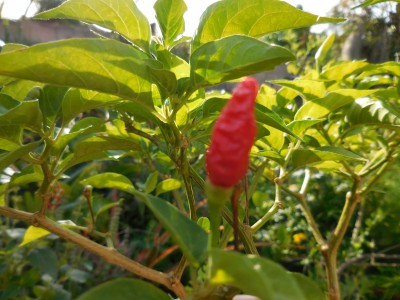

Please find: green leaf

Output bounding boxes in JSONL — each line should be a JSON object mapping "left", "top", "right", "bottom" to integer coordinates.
{"left": 294, "top": 89, "right": 377, "bottom": 120}
{"left": 288, "top": 119, "right": 324, "bottom": 136}
{"left": 154, "top": 0, "right": 187, "bottom": 48}
{"left": 255, "top": 105, "right": 301, "bottom": 140}
{"left": 28, "top": 248, "right": 58, "bottom": 279}
{"left": 60, "top": 136, "right": 141, "bottom": 170}
{"left": 35, "top": 0, "right": 151, "bottom": 52}
{"left": 82, "top": 173, "right": 208, "bottom": 267}
{"left": 156, "top": 178, "right": 182, "bottom": 196}
{"left": 321, "top": 61, "right": 370, "bottom": 81}
{"left": 345, "top": 97, "right": 400, "bottom": 129}
{"left": 190, "top": 35, "right": 294, "bottom": 88}
{"left": 315, "top": 34, "right": 335, "bottom": 66}
{"left": 209, "top": 249, "right": 308, "bottom": 300}
{"left": 76, "top": 278, "right": 170, "bottom": 300}
{"left": 197, "top": 217, "right": 210, "bottom": 232}
{"left": 8, "top": 165, "right": 44, "bottom": 189}
{"left": 145, "top": 59, "right": 177, "bottom": 100}
{"left": 19, "top": 226, "right": 51, "bottom": 247}
{"left": 291, "top": 273, "right": 326, "bottom": 300}
{"left": 154, "top": 44, "right": 190, "bottom": 81}
{"left": 62, "top": 89, "right": 126, "bottom": 125}
{"left": 0, "top": 125, "right": 22, "bottom": 147}
{"left": 353, "top": 0, "right": 400, "bottom": 8}
{"left": 0, "top": 141, "right": 41, "bottom": 171}
{"left": 144, "top": 171, "right": 159, "bottom": 193}
{"left": 53, "top": 117, "right": 106, "bottom": 155}
{"left": 136, "top": 192, "right": 208, "bottom": 267}
{"left": 292, "top": 146, "right": 365, "bottom": 169}
{"left": 0, "top": 39, "right": 153, "bottom": 108}
{"left": 39, "top": 86, "right": 69, "bottom": 128}
{"left": 252, "top": 150, "right": 284, "bottom": 166}
{"left": 1, "top": 80, "right": 43, "bottom": 101}
{"left": 0, "top": 100, "right": 43, "bottom": 132}
{"left": 273, "top": 79, "right": 326, "bottom": 100}
{"left": 80, "top": 172, "right": 135, "bottom": 194}
{"left": 193, "top": 0, "right": 344, "bottom": 50}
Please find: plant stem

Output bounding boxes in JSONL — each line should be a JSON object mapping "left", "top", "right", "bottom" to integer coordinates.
{"left": 251, "top": 183, "right": 282, "bottom": 233}
{"left": 0, "top": 206, "right": 186, "bottom": 298}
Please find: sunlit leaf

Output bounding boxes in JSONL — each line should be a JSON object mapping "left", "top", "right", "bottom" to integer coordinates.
{"left": 190, "top": 35, "right": 294, "bottom": 88}
{"left": 193, "top": 0, "right": 344, "bottom": 50}
{"left": 294, "top": 89, "right": 376, "bottom": 120}
{"left": 315, "top": 34, "right": 335, "bottom": 66}
{"left": 0, "top": 39, "right": 153, "bottom": 108}
{"left": 35, "top": 0, "right": 151, "bottom": 52}
{"left": 154, "top": 0, "right": 187, "bottom": 48}
{"left": 156, "top": 178, "right": 182, "bottom": 196}
{"left": 345, "top": 97, "right": 400, "bottom": 129}
{"left": 292, "top": 146, "right": 365, "bottom": 169}
{"left": 273, "top": 79, "right": 326, "bottom": 100}
{"left": 80, "top": 172, "right": 135, "bottom": 194}
{"left": 19, "top": 226, "right": 51, "bottom": 247}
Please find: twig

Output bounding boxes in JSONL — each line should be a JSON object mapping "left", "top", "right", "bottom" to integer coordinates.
{"left": 0, "top": 206, "right": 186, "bottom": 298}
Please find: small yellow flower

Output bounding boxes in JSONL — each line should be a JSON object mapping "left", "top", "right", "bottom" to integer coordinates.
{"left": 293, "top": 232, "right": 307, "bottom": 245}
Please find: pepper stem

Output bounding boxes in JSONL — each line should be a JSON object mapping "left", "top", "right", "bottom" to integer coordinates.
{"left": 205, "top": 180, "right": 233, "bottom": 249}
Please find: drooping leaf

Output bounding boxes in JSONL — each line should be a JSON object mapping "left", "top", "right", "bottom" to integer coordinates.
{"left": 154, "top": 0, "right": 187, "bottom": 48}
{"left": 294, "top": 89, "right": 377, "bottom": 120}
{"left": 0, "top": 39, "right": 153, "bottom": 108}
{"left": 135, "top": 192, "right": 208, "bottom": 267}
{"left": 193, "top": 0, "right": 344, "bottom": 50}
{"left": 272, "top": 79, "right": 326, "bottom": 100}
{"left": 35, "top": 0, "right": 151, "bottom": 52}
{"left": 19, "top": 226, "right": 51, "bottom": 247}
{"left": 156, "top": 178, "right": 182, "bottom": 196}
{"left": 345, "top": 97, "right": 400, "bottom": 129}
{"left": 76, "top": 278, "right": 170, "bottom": 300}
{"left": 353, "top": 0, "right": 400, "bottom": 8}
{"left": 291, "top": 146, "right": 365, "bottom": 169}
{"left": 190, "top": 35, "right": 294, "bottom": 88}
{"left": 209, "top": 249, "right": 309, "bottom": 300}
{"left": 84, "top": 172, "right": 208, "bottom": 267}
{"left": 80, "top": 172, "right": 135, "bottom": 194}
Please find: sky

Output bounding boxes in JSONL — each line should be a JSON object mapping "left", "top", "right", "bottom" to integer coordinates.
{"left": 0, "top": 0, "right": 340, "bottom": 35}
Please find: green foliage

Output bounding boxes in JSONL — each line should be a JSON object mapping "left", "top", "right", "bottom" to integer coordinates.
{"left": 0, "top": 0, "right": 399, "bottom": 299}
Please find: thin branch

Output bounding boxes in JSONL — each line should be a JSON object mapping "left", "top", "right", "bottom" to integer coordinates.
{"left": 0, "top": 206, "right": 186, "bottom": 298}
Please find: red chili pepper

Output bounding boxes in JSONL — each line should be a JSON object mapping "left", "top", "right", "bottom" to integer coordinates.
{"left": 206, "top": 77, "right": 258, "bottom": 188}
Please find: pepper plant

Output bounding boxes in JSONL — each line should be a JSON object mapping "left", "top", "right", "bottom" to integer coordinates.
{"left": 0, "top": 0, "right": 399, "bottom": 299}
